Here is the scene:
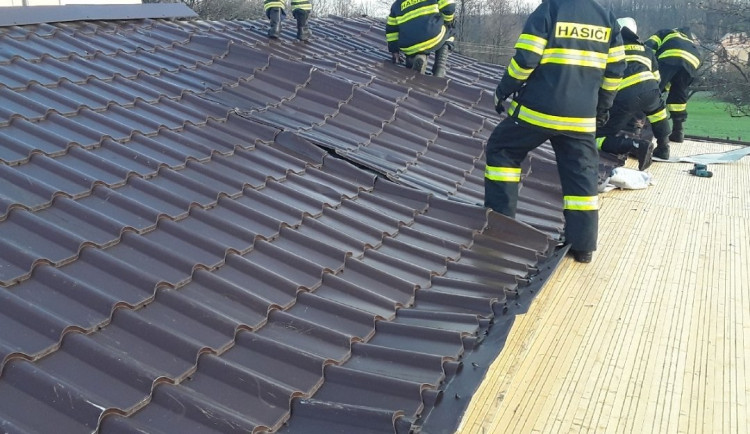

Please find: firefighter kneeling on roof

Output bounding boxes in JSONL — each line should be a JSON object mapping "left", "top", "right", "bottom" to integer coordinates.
{"left": 484, "top": 0, "right": 626, "bottom": 264}
{"left": 596, "top": 17, "right": 670, "bottom": 171}
{"left": 386, "top": 0, "right": 456, "bottom": 78}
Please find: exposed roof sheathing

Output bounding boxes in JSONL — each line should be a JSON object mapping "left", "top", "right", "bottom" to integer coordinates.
{"left": 0, "top": 10, "right": 620, "bottom": 433}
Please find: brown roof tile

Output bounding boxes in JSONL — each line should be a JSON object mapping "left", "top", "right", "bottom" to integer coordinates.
{"left": 0, "top": 8, "right": 619, "bottom": 433}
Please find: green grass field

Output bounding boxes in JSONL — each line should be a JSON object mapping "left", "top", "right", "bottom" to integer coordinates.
{"left": 685, "top": 93, "right": 750, "bottom": 141}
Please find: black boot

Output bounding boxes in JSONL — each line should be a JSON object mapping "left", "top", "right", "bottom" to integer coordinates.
{"left": 669, "top": 119, "right": 684, "bottom": 142}
{"left": 411, "top": 54, "right": 427, "bottom": 74}
{"left": 570, "top": 249, "right": 593, "bottom": 263}
{"left": 267, "top": 8, "right": 282, "bottom": 39}
{"left": 653, "top": 136, "right": 670, "bottom": 160}
{"left": 431, "top": 44, "right": 449, "bottom": 77}
{"left": 634, "top": 139, "right": 654, "bottom": 171}
{"left": 294, "top": 10, "right": 311, "bottom": 41}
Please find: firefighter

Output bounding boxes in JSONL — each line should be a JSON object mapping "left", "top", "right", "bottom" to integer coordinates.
{"left": 645, "top": 27, "right": 701, "bottom": 157}
{"left": 596, "top": 17, "right": 671, "bottom": 171}
{"left": 485, "top": 0, "right": 626, "bottom": 264}
{"left": 264, "top": 0, "right": 312, "bottom": 41}
{"left": 386, "top": 0, "right": 456, "bottom": 78}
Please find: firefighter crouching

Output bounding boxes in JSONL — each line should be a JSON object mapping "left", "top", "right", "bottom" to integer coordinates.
{"left": 485, "top": 0, "right": 626, "bottom": 264}
{"left": 645, "top": 27, "right": 701, "bottom": 157}
{"left": 596, "top": 17, "right": 670, "bottom": 170}
{"left": 265, "top": 0, "right": 312, "bottom": 41}
{"left": 386, "top": 0, "right": 456, "bottom": 78}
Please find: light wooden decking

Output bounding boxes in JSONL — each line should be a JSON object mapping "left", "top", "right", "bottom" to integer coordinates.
{"left": 458, "top": 140, "right": 750, "bottom": 434}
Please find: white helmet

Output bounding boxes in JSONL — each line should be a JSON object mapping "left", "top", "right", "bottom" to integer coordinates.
{"left": 617, "top": 17, "right": 637, "bottom": 35}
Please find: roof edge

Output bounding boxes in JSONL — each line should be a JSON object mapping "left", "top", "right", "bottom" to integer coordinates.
{"left": 0, "top": 3, "right": 197, "bottom": 28}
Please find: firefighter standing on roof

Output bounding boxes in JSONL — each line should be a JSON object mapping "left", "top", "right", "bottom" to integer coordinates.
{"left": 645, "top": 27, "right": 701, "bottom": 157}
{"left": 596, "top": 17, "right": 670, "bottom": 171}
{"left": 265, "top": 0, "right": 312, "bottom": 41}
{"left": 484, "top": 0, "right": 626, "bottom": 264}
{"left": 385, "top": 0, "right": 456, "bottom": 77}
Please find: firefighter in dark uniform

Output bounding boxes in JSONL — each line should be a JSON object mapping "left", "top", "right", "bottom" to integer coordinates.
{"left": 265, "top": 0, "right": 312, "bottom": 41}
{"left": 645, "top": 27, "right": 701, "bottom": 158}
{"left": 485, "top": 0, "right": 626, "bottom": 263}
{"left": 596, "top": 17, "right": 670, "bottom": 171}
{"left": 386, "top": 0, "right": 456, "bottom": 78}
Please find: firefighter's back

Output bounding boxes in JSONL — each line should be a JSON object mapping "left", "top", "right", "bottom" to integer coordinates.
{"left": 509, "top": 0, "right": 622, "bottom": 136}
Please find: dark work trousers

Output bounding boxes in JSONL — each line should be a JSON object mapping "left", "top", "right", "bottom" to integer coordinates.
{"left": 485, "top": 117, "right": 600, "bottom": 252}
{"left": 658, "top": 63, "right": 694, "bottom": 123}
{"left": 597, "top": 84, "right": 671, "bottom": 154}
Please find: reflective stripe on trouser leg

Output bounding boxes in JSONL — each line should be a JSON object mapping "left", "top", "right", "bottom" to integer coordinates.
{"left": 484, "top": 117, "right": 552, "bottom": 217}
{"left": 665, "top": 68, "right": 692, "bottom": 122}
{"left": 549, "top": 134, "right": 600, "bottom": 252}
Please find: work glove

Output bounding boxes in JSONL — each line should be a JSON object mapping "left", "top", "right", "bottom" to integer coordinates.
{"left": 391, "top": 52, "right": 404, "bottom": 64}
{"left": 596, "top": 110, "right": 610, "bottom": 128}
{"left": 494, "top": 91, "right": 509, "bottom": 115}
{"left": 444, "top": 20, "right": 455, "bottom": 29}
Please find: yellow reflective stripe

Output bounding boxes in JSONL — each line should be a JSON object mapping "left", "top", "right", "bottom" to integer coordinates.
{"left": 662, "top": 32, "right": 692, "bottom": 44}
{"left": 397, "top": 4, "right": 440, "bottom": 24}
{"left": 596, "top": 137, "right": 605, "bottom": 149}
{"left": 618, "top": 71, "right": 656, "bottom": 90}
{"left": 659, "top": 49, "right": 700, "bottom": 69}
{"left": 625, "top": 53, "right": 652, "bottom": 70}
{"left": 485, "top": 166, "right": 522, "bottom": 182}
{"left": 668, "top": 103, "right": 687, "bottom": 112}
{"left": 541, "top": 48, "right": 608, "bottom": 69}
{"left": 438, "top": 0, "right": 455, "bottom": 8}
{"left": 387, "top": 16, "right": 398, "bottom": 25}
{"left": 386, "top": 32, "right": 399, "bottom": 42}
{"left": 264, "top": 1, "right": 285, "bottom": 10}
{"left": 608, "top": 45, "right": 626, "bottom": 62}
{"left": 515, "top": 33, "right": 547, "bottom": 55}
{"left": 624, "top": 44, "right": 645, "bottom": 52}
{"left": 510, "top": 101, "right": 596, "bottom": 133}
{"left": 653, "top": 70, "right": 661, "bottom": 82}
{"left": 507, "top": 58, "right": 534, "bottom": 80}
{"left": 401, "top": 26, "right": 445, "bottom": 55}
{"left": 601, "top": 76, "right": 621, "bottom": 91}
{"left": 564, "top": 195, "right": 599, "bottom": 211}
{"left": 442, "top": 14, "right": 454, "bottom": 22}
{"left": 291, "top": 1, "right": 312, "bottom": 10}
{"left": 647, "top": 108, "right": 668, "bottom": 123}
{"left": 648, "top": 35, "right": 662, "bottom": 46}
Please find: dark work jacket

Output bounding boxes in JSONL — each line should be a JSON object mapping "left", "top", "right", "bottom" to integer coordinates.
{"left": 644, "top": 28, "right": 700, "bottom": 76}
{"left": 386, "top": 0, "right": 456, "bottom": 55}
{"left": 496, "top": 0, "right": 626, "bottom": 137}
{"left": 619, "top": 27, "right": 660, "bottom": 90}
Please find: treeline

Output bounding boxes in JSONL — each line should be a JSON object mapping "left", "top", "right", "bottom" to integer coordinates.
{"left": 146, "top": 0, "right": 384, "bottom": 20}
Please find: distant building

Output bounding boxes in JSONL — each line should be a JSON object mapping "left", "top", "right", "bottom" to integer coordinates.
{"left": 711, "top": 32, "right": 750, "bottom": 70}
{"left": 1, "top": 0, "right": 141, "bottom": 6}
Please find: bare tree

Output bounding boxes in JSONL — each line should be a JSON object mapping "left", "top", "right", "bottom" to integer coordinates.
{"left": 453, "top": 0, "right": 530, "bottom": 64}
{"left": 166, "top": 0, "right": 263, "bottom": 20}
{"left": 697, "top": 0, "right": 750, "bottom": 116}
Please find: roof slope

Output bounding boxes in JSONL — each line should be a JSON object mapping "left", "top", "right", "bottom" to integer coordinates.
{"left": 0, "top": 11, "right": 619, "bottom": 433}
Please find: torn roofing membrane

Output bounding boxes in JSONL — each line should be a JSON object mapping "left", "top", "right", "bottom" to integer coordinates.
{"left": 0, "top": 6, "right": 621, "bottom": 433}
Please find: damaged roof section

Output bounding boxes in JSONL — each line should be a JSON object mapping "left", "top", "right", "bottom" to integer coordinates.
{"left": 0, "top": 11, "right": 609, "bottom": 433}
